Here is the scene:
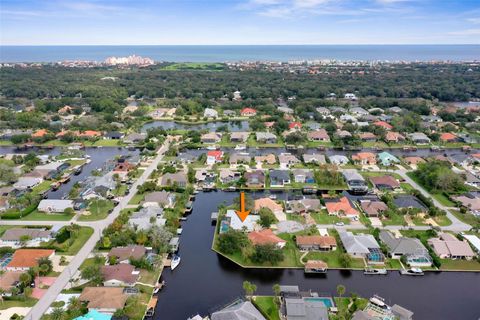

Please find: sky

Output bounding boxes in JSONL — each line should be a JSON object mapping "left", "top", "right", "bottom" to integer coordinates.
{"left": 1, "top": 0, "right": 479, "bottom": 45}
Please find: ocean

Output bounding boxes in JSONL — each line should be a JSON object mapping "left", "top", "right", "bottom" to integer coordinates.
{"left": 0, "top": 45, "right": 479, "bottom": 63}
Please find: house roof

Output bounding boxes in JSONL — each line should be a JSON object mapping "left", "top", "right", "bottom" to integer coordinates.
{"left": 1, "top": 228, "right": 51, "bottom": 241}
{"left": 373, "top": 121, "right": 393, "bottom": 130}
{"left": 248, "top": 229, "right": 285, "bottom": 246}
{"left": 254, "top": 197, "right": 283, "bottom": 212}
{"left": 269, "top": 169, "right": 290, "bottom": 181}
{"left": 307, "top": 129, "right": 329, "bottom": 140}
{"left": 32, "top": 129, "right": 48, "bottom": 138}
{"left": 440, "top": 132, "right": 457, "bottom": 141}
{"left": 339, "top": 231, "right": 379, "bottom": 254}
{"left": 289, "top": 122, "right": 302, "bottom": 129}
{"left": 380, "top": 231, "right": 428, "bottom": 256}
{"left": 240, "top": 107, "right": 257, "bottom": 115}
{"left": 80, "top": 287, "right": 128, "bottom": 310}
{"left": 255, "top": 154, "right": 276, "bottom": 164}
{"left": 385, "top": 131, "right": 405, "bottom": 141}
{"left": 352, "top": 152, "right": 376, "bottom": 161}
{"left": 393, "top": 195, "right": 427, "bottom": 210}
{"left": 211, "top": 300, "right": 265, "bottom": 320}
{"left": 296, "top": 235, "right": 337, "bottom": 247}
{"left": 101, "top": 264, "right": 139, "bottom": 284}
{"left": 303, "top": 153, "right": 326, "bottom": 164}
{"left": 7, "top": 249, "right": 54, "bottom": 269}
{"left": 360, "top": 200, "right": 388, "bottom": 216}
{"left": 404, "top": 156, "right": 425, "bottom": 164}
{"left": 207, "top": 150, "right": 224, "bottom": 160}
{"left": 428, "top": 233, "right": 474, "bottom": 257}
{"left": 108, "top": 245, "right": 146, "bottom": 261}
{"left": 369, "top": 175, "right": 400, "bottom": 189}
{"left": 144, "top": 191, "right": 173, "bottom": 205}
{"left": 0, "top": 271, "right": 23, "bottom": 290}
{"left": 325, "top": 197, "right": 359, "bottom": 216}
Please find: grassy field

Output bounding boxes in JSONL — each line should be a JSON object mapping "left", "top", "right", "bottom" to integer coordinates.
{"left": 78, "top": 199, "right": 114, "bottom": 221}
{"left": 0, "top": 297, "right": 38, "bottom": 310}
{"left": 450, "top": 209, "right": 480, "bottom": 226}
{"left": 440, "top": 259, "right": 480, "bottom": 271}
{"left": 162, "top": 62, "right": 225, "bottom": 70}
{"left": 406, "top": 172, "right": 456, "bottom": 207}
{"left": 253, "top": 296, "right": 280, "bottom": 320}
{"left": 21, "top": 210, "right": 74, "bottom": 221}
{"left": 61, "top": 227, "right": 94, "bottom": 255}
{"left": 311, "top": 211, "right": 350, "bottom": 225}
{"left": 31, "top": 180, "right": 53, "bottom": 195}
{"left": 304, "top": 250, "right": 366, "bottom": 269}
{"left": 128, "top": 193, "right": 145, "bottom": 205}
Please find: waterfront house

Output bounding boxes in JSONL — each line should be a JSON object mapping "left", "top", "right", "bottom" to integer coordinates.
{"left": 307, "top": 129, "right": 330, "bottom": 142}
{"left": 240, "top": 108, "right": 257, "bottom": 117}
{"left": 79, "top": 287, "right": 128, "bottom": 314}
{"left": 296, "top": 235, "right": 337, "bottom": 251}
{"left": 123, "top": 132, "right": 146, "bottom": 144}
{"left": 343, "top": 169, "right": 368, "bottom": 194}
{"left": 108, "top": 245, "right": 147, "bottom": 264}
{"left": 278, "top": 153, "right": 300, "bottom": 168}
{"left": 379, "top": 231, "right": 432, "bottom": 267}
{"left": 244, "top": 170, "right": 265, "bottom": 188}
{"left": 33, "top": 161, "right": 70, "bottom": 179}
{"left": 104, "top": 131, "right": 124, "bottom": 140}
{"left": 439, "top": 132, "right": 458, "bottom": 143}
{"left": 230, "top": 132, "right": 249, "bottom": 143}
{"left": 101, "top": 264, "right": 139, "bottom": 287}
{"left": 229, "top": 153, "right": 251, "bottom": 165}
{"left": 0, "top": 271, "right": 23, "bottom": 292}
{"left": 219, "top": 168, "right": 241, "bottom": 184}
{"left": 352, "top": 296, "right": 413, "bottom": 320}
{"left": 287, "top": 198, "right": 321, "bottom": 214}
{"left": 13, "top": 176, "right": 43, "bottom": 190}
{"left": 359, "top": 200, "right": 388, "bottom": 217}
{"left": 269, "top": 169, "right": 291, "bottom": 187}
{"left": 129, "top": 205, "right": 166, "bottom": 231}
{"left": 0, "top": 228, "right": 53, "bottom": 248}
{"left": 369, "top": 175, "right": 400, "bottom": 190}
{"left": 256, "top": 132, "right": 277, "bottom": 144}
{"left": 144, "top": 191, "right": 175, "bottom": 208}
{"left": 203, "top": 108, "right": 218, "bottom": 118}
{"left": 223, "top": 110, "right": 237, "bottom": 117}
{"left": 224, "top": 209, "right": 260, "bottom": 232}
{"left": 463, "top": 234, "right": 480, "bottom": 254}
{"left": 292, "top": 169, "right": 315, "bottom": 184}
{"left": 206, "top": 150, "right": 224, "bottom": 165}
{"left": 254, "top": 197, "right": 283, "bottom": 216}
{"left": 359, "top": 132, "right": 377, "bottom": 142}
{"left": 279, "top": 286, "right": 329, "bottom": 320}
{"left": 5, "top": 249, "right": 55, "bottom": 271}
{"left": 339, "top": 231, "right": 384, "bottom": 263}
{"left": 31, "top": 129, "right": 49, "bottom": 138}
{"left": 248, "top": 229, "right": 286, "bottom": 248}
{"left": 373, "top": 121, "right": 393, "bottom": 130}
{"left": 37, "top": 199, "right": 74, "bottom": 213}
{"left": 350, "top": 107, "right": 369, "bottom": 116}
{"left": 201, "top": 132, "right": 222, "bottom": 144}
{"left": 328, "top": 155, "right": 349, "bottom": 166}
{"left": 325, "top": 197, "right": 359, "bottom": 219}
{"left": 211, "top": 299, "right": 265, "bottom": 320}
{"left": 385, "top": 131, "right": 405, "bottom": 143}
{"left": 378, "top": 151, "right": 400, "bottom": 166}
{"left": 159, "top": 172, "right": 188, "bottom": 188}
{"left": 408, "top": 132, "right": 431, "bottom": 144}
{"left": 352, "top": 152, "right": 376, "bottom": 166}
{"left": 255, "top": 154, "right": 276, "bottom": 165}
{"left": 394, "top": 195, "right": 427, "bottom": 212}
{"left": 403, "top": 156, "right": 425, "bottom": 169}
{"left": 303, "top": 153, "right": 326, "bottom": 164}
{"left": 428, "top": 233, "right": 475, "bottom": 260}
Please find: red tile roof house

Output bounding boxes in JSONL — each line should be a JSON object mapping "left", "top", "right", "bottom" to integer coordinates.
{"left": 360, "top": 200, "right": 388, "bottom": 217}
{"left": 403, "top": 156, "right": 426, "bottom": 169}
{"left": 369, "top": 175, "right": 400, "bottom": 190}
{"left": 6, "top": 249, "right": 55, "bottom": 271}
{"left": 107, "top": 245, "right": 146, "bottom": 264}
{"left": 248, "top": 229, "right": 286, "bottom": 249}
{"left": 240, "top": 107, "right": 257, "bottom": 117}
{"left": 206, "top": 150, "right": 224, "bottom": 165}
{"left": 325, "top": 197, "right": 359, "bottom": 219}
{"left": 31, "top": 129, "right": 49, "bottom": 138}
{"left": 384, "top": 131, "right": 405, "bottom": 143}
{"left": 439, "top": 132, "right": 458, "bottom": 143}
{"left": 352, "top": 152, "right": 377, "bottom": 165}
{"left": 358, "top": 132, "right": 377, "bottom": 142}
{"left": 373, "top": 121, "right": 393, "bottom": 130}
{"left": 296, "top": 235, "right": 337, "bottom": 251}
{"left": 307, "top": 129, "right": 330, "bottom": 142}
{"left": 101, "top": 264, "right": 139, "bottom": 287}
{"left": 288, "top": 122, "right": 302, "bottom": 130}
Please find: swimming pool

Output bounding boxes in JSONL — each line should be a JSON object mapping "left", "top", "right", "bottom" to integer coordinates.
{"left": 304, "top": 297, "right": 335, "bottom": 308}
{"left": 219, "top": 220, "right": 230, "bottom": 234}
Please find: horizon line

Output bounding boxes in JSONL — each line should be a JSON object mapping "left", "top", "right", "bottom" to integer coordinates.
{"left": 1, "top": 44, "right": 479, "bottom": 47}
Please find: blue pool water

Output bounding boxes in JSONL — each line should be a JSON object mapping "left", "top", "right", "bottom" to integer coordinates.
{"left": 304, "top": 297, "right": 335, "bottom": 308}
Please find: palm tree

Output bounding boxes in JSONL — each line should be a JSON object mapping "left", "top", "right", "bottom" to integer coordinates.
{"left": 337, "top": 284, "right": 346, "bottom": 298}
{"left": 50, "top": 307, "right": 64, "bottom": 320}
{"left": 243, "top": 281, "right": 257, "bottom": 299}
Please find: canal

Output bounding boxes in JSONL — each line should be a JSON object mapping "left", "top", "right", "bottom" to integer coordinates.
{"left": 142, "top": 120, "right": 250, "bottom": 132}
{"left": 156, "top": 191, "right": 480, "bottom": 320}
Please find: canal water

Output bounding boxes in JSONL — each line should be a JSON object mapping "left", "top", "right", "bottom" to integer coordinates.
{"left": 156, "top": 191, "right": 480, "bottom": 320}
{"left": 142, "top": 120, "right": 250, "bottom": 132}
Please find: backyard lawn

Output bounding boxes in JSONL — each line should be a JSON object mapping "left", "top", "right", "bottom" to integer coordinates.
{"left": 128, "top": 193, "right": 145, "bottom": 205}
{"left": 78, "top": 199, "right": 114, "bottom": 221}
{"left": 311, "top": 212, "right": 350, "bottom": 225}
{"left": 253, "top": 296, "right": 280, "bottom": 320}
{"left": 0, "top": 297, "right": 38, "bottom": 310}
{"left": 21, "top": 210, "right": 74, "bottom": 221}
{"left": 450, "top": 209, "right": 480, "bottom": 226}
{"left": 440, "top": 259, "right": 480, "bottom": 271}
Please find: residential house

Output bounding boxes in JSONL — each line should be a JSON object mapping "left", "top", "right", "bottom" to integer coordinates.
{"left": 256, "top": 132, "right": 277, "bottom": 144}
{"left": 358, "top": 132, "right": 377, "bottom": 142}
{"left": 255, "top": 154, "right": 276, "bottom": 165}
{"left": 352, "top": 152, "right": 376, "bottom": 166}
{"left": 292, "top": 169, "right": 315, "bottom": 184}
{"left": 104, "top": 131, "right": 124, "bottom": 140}
{"left": 278, "top": 153, "right": 300, "bottom": 168}
{"left": 325, "top": 197, "right": 359, "bottom": 219}
{"left": 129, "top": 205, "right": 166, "bottom": 230}
{"left": 278, "top": 106, "right": 294, "bottom": 114}
{"left": 223, "top": 110, "right": 236, "bottom": 117}
{"left": 5, "top": 249, "right": 55, "bottom": 271}
{"left": 403, "top": 156, "right": 425, "bottom": 169}
{"left": 350, "top": 107, "right": 368, "bottom": 116}
{"left": 328, "top": 155, "right": 349, "bottom": 166}
{"left": 296, "top": 235, "right": 337, "bottom": 251}
{"left": 464, "top": 234, "right": 480, "bottom": 254}
{"left": 464, "top": 172, "right": 480, "bottom": 189}
{"left": 452, "top": 194, "right": 480, "bottom": 216}
{"left": 288, "top": 122, "right": 302, "bottom": 130}
{"left": 79, "top": 287, "right": 128, "bottom": 314}
{"left": 343, "top": 169, "right": 368, "bottom": 194}
{"left": 303, "top": 153, "right": 326, "bottom": 164}
{"left": 344, "top": 93, "right": 357, "bottom": 100}
{"left": 378, "top": 151, "right": 400, "bottom": 166}
{"left": 352, "top": 296, "right": 413, "bottom": 320}
{"left": 31, "top": 129, "right": 49, "bottom": 138}
{"left": 211, "top": 299, "right": 265, "bottom": 320}
{"left": 203, "top": 108, "right": 218, "bottom": 118}
{"left": 206, "top": 150, "right": 224, "bottom": 165}
{"left": 230, "top": 132, "right": 249, "bottom": 143}
{"left": 123, "top": 132, "right": 146, "bottom": 144}
{"left": 254, "top": 197, "right": 283, "bottom": 218}
{"left": 408, "top": 132, "right": 431, "bottom": 144}
{"left": 439, "top": 132, "right": 458, "bottom": 143}
{"left": 0, "top": 271, "right": 23, "bottom": 292}
{"left": 339, "top": 114, "right": 357, "bottom": 123}
{"left": 108, "top": 245, "right": 147, "bottom": 264}
{"left": 379, "top": 231, "right": 432, "bottom": 267}
{"left": 316, "top": 107, "right": 331, "bottom": 116}
{"left": 369, "top": 175, "right": 400, "bottom": 190}
{"left": 219, "top": 168, "right": 241, "bottom": 184}
{"left": 229, "top": 153, "right": 251, "bottom": 165}
{"left": 269, "top": 169, "right": 291, "bottom": 187}
{"left": 13, "top": 177, "right": 43, "bottom": 190}
{"left": 201, "top": 133, "right": 222, "bottom": 144}
{"left": 307, "top": 129, "right": 330, "bottom": 142}
{"left": 37, "top": 199, "right": 74, "bottom": 213}
{"left": 143, "top": 191, "right": 175, "bottom": 208}
{"left": 359, "top": 200, "right": 388, "bottom": 217}
{"left": 244, "top": 170, "right": 265, "bottom": 188}
{"left": 223, "top": 210, "right": 260, "bottom": 232}
{"left": 339, "top": 231, "right": 384, "bottom": 263}
{"left": 385, "top": 131, "right": 405, "bottom": 143}
{"left": 279, "top": 286, "right": 329, "bottom": 320}
{"left": 428, "top": 233, "right": 475, "bottom": 260}
{"left": 159, "top": 172, "right": 188, "bottom": 188}
{"left": 248, "top": 229, "right": 286, "bottom": 248}
{"left": 0, "top": 228, "right": 52, "bottom": 248}
{"left": 32, "top": 161, "right": 70, "bottom": 179}
{"left": 101, "top": 264, "right": 139, "bottom": 287}
{"left": 240, "top": 107, "right": 257, "bottom": 117}
{"left": 394, "top": 195, "right": 427, "bottom": 212}
{"left": 373, "top": 121, "right": 393, "bottom": 130}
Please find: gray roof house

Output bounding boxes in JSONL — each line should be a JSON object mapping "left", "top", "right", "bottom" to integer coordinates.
{"left": 278, "top": 154, "right": 300, "bottom": 168}
{"left": 270, "top": 170, "right": 291, "bottom": 187}
{"left": 408, "top": 132, "right": 431, "bottom": 144}
{"left": 379, "top": 231, "right": 432, "bottom": 267}
{"left": 292, "top": 169, "right": 315, "bottom": 184}
{"left": 0, "top": 228, "right": 53, "bottom": 248}
{"left": 229, "top": 153, "right": 251, "bottom": 165}
{"left": 211, "top": 300, "right": 266, "bottom": 320}
{"left": 159, "top": 172, "right": 188, "bottom": 188}
{"left": 303, "top": 153, "right": 326, "bottom": 164}
{"left": 328, "top": 155, "right": 349, "bottom": 166}
{"left": 280, "top": 286, "right": 329, "bottom": 320}
{"left": 129, "top": 204, "right": 166, "bottom": 231}
{"left": 394, "top": 195, "right": 427, "bottom": 211}
{"left": 230, "top": 132, "right": 250, "bottom": 143}
{"left": 204, "top": 108, "right": 218, "bottom": 118}
{"left": 37, "top": 199, "right": 74, "bottom": 213}
{"left": 339, "top": 231, "right": 384, "bottom": 263}
{"left": 143, "top": 191, "right": 175, "bottom": 208}
{"left": 256, "top": 132, "right": 277, "bottom": 144}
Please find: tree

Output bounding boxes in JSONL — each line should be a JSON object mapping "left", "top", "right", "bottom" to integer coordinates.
{"left": 19, "top": 272, "right": 32, "bottom": 287}
{"left": 339, "top": 253, "right": 352, "bottom": 268}
{"left": 217, "top": 229, "right": 250, "bottom": 255}
{"left": 258, "top": 207, "right": 277, "bottom": 228}
{"left": 50, "top": 307, "right": 65, "bottom": 320}
{"left": 337, "top": 284, "right": 346, "bottom": 298}
{"left": 81, "top": 263, "right": 103, "bottom": 285}
{"left": 250, "top": 244, "right": 284, "bottom": 264}
{"left": 37, "top": 257, "right": 52, "bottom": 276}
{"left": 243, "top": 281, "right": 257, "bottom": 298}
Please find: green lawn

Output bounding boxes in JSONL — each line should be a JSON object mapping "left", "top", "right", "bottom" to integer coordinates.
{"left": 382, "top": 213, "right": 406, "bottom": 226}
{"left": 0, "top": 297, "right": 38, "bottom": 310}
{"left": 128, "top": 193, "right": 145, "bottom": 205}
{"left": 31, "top": 180, "right": 53, "bottom": 195}
{"left": 253, "top": 296, "right": 280, "bottom": 320}
{"left": 113, "top": 184, "right": 128, "bottom": 196}
{"left": 61, "top": 227, "right": 94, "bottom": 255}
{"left": 311, "top": 212, "right": 350, "bottom": 225}
{"left": 78, "top": 199, "right": 114, "bottom": 221}
{"left": 450, "top": 209, "right": 480, "bottom": 226}
{"left": 304, "top": 250, "right": 366, "bottom": 269}
{"left": 440, "top": 259, "right": 480, "bottom": 271}
{"left": 80, "top": 256, "right": 106, "bottom": 271}
{"left": 21, "top": 210, "right": 74, "bottom": 221}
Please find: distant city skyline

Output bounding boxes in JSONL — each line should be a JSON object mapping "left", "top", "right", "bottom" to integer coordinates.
{"left": 1, "top": 0, "right": 479, "bottom": 45}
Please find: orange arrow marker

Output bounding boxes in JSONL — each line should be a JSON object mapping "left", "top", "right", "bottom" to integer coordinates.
{"left": 236, "top": 191, "right": 250, "bottom": 222}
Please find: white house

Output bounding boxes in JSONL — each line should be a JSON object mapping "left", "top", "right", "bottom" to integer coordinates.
{"left": 37, "top": 199, "right": 74, "bottom": 213}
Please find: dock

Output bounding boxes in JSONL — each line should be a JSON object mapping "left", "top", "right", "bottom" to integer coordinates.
{"left": 145, "top": 296, "right": 158, "bottom": 317}
{"left": 211, "top": 211, "right": 218, "bottom": 222}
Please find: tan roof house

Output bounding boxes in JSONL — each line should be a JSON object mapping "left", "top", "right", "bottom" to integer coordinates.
{"left": 80, "top": 287, "right": 128, "bottom": 314}
{"left": 101, "top": 264, "right": 139, "bottom": 287}
{"left": 428, "top": 233, "right": 475, "bottom": 260}
{"left": 108, "top": 245, "right": 146, "bottom": 263}
{"left": 248, "top": 229, "right": 286, "bottom": 248}
{"left": 296, "top": 235, "right": 337, "bottom": 251}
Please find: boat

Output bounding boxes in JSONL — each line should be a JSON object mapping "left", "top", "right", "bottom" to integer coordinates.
{"left": 179, "top": 217, "right": 188, "bottom": 221}
{"left": 225, "top": 186, "right": 237, "bottom": 192}
{"left": 400, "top": 267, "right": 424, "bottom": 276}
{"left": 171, "top": 255, "right": 181, "bottom": 270}
{"left": 153, "top": 280, "right": 165, "bottom": 294}
{"left": 74, "top": 166, "right": 83, "bottom": 175}
{"left": 364, "top": 267, "right": 387, "bottom": 275}
{"left": 206, "top": 145, "right": 218, "bottom": 150}
{"left": 177, "top": 228, "right": 183, "bottom": 235}
{"left": 234, "top": 144, "right": 246, "bottom": 150}
{"left": 268, "top": 194, "right": 277, "bottom": 200}
{"left": 51, "top": 182, "right": 61, "bottom": 191}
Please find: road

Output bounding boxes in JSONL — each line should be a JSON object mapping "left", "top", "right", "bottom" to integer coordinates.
{"left": 22, "top": 141, "right": 170, "bottom": 320}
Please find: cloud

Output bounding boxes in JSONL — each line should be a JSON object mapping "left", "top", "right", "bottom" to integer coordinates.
{"left": 448, "top": 29, "right": 480, "bottom": 36}
{"left": 467, "top": 17, "right": 480, "bottom": 24}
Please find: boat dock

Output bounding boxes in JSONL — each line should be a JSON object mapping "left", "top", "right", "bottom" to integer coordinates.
{"left": 145, "top": 296, "right": 158, "bottom": 317}
{"left": 211, "top": 211, "right": 218, "bottom": 222}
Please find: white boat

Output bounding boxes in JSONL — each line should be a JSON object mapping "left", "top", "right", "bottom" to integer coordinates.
{"left": 206, "top": 145, "right": 218, "bottom": 150}
{"left": 234, "top": 144, "right": 246, "bottom": 150}
{"left": 177, "top": 228, "right": 183, "bottom": 235}
{"left": 171, "top": 255, "right": 181, "bottom": 270}
{"left": 268, "top": 194, "right": 277, "bottom": 200}
{"left": 400, "top": 267, "right": 424, "bottom": 276}
{"left": 364, "top": 267, "right": 387, "bottom": 275}
{"left": 153, "top": 280, "right": 165, "bottom": 294}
